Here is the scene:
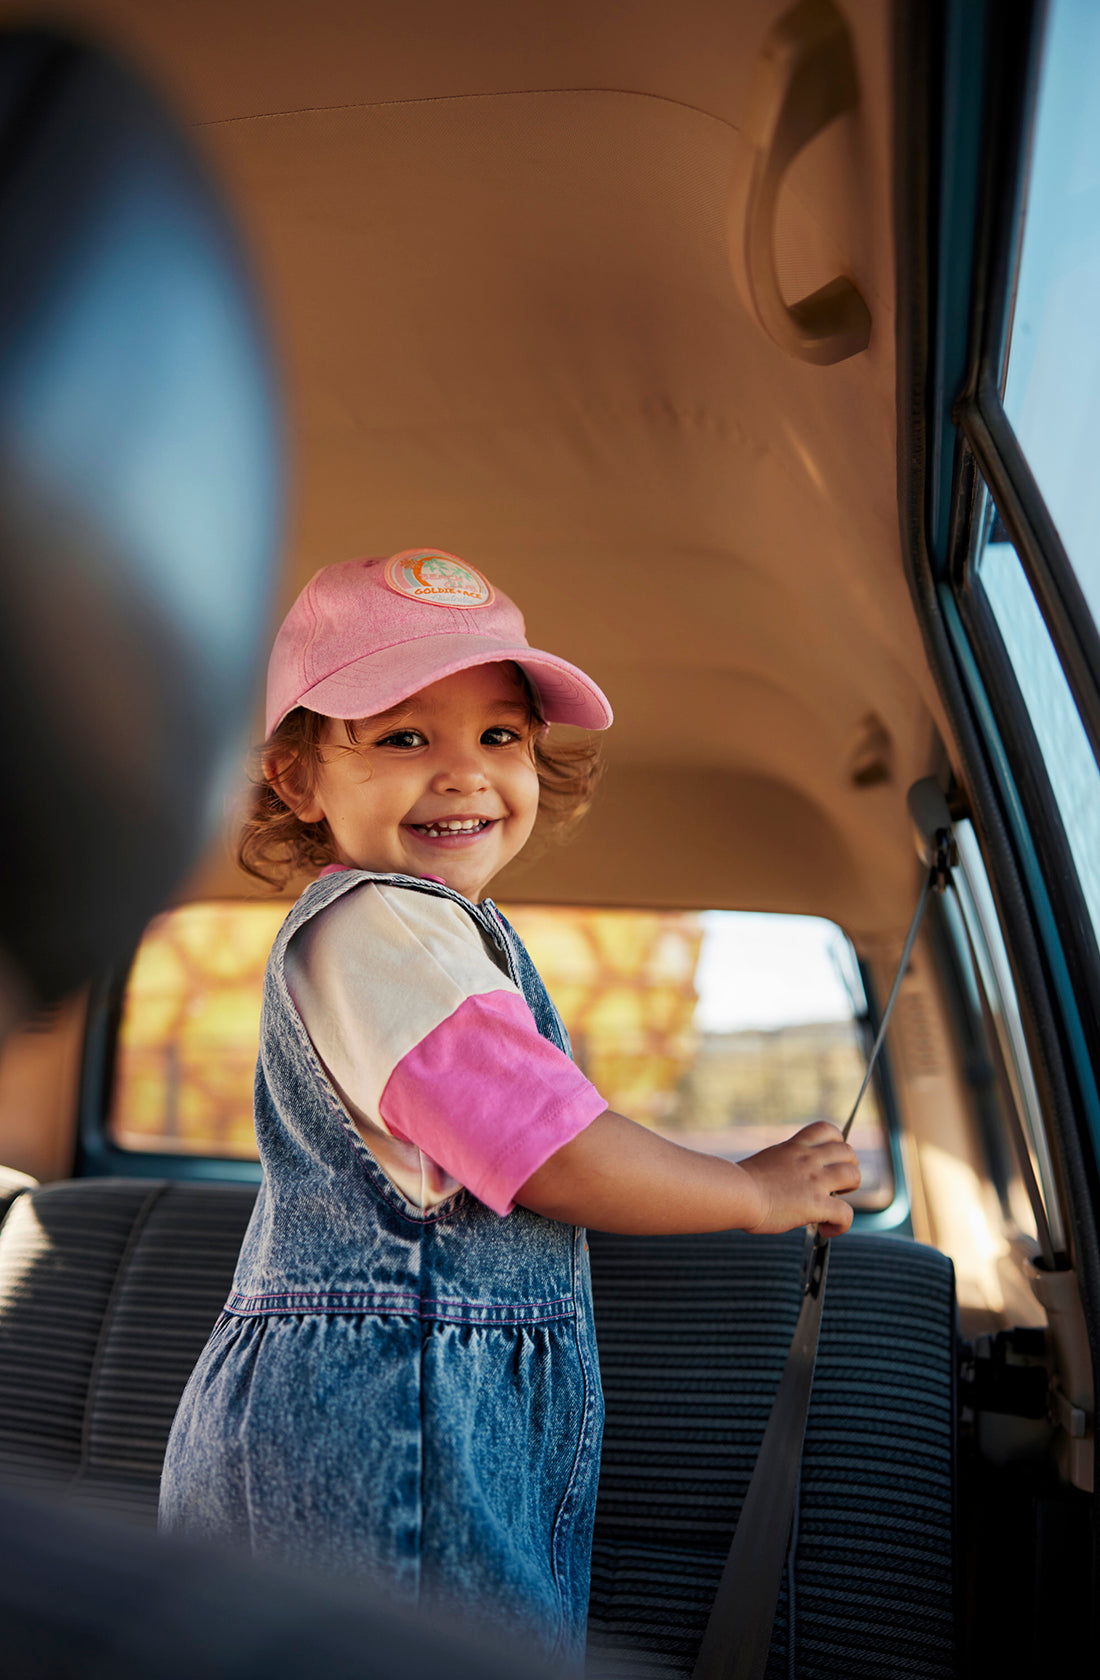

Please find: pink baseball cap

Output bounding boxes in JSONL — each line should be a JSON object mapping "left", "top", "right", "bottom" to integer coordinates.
{"left": 265, "top": 549, "right": 613, "bottom": 737}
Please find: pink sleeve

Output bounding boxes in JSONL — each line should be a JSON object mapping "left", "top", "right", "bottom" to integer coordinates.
{"left": 378, "top": 991, "right": 608, "bottom": 1215}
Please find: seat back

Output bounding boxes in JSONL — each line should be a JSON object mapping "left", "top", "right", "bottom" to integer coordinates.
{"left": 588, "top": 1227, "right": 959, "bottom": 1678}
{"left": 0, "top": 1179, "right": 256, "bottom": 1521}
{"left": 0, "top": 1180, "right": 958, "bottom": 1675}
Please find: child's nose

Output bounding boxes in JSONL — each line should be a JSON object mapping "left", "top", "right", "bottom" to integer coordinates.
{"left": 430, "top": 753, "right": 490, "bottom": 795}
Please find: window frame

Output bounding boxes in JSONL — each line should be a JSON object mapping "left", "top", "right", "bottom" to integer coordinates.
{"left": 76, "top": 960, "right": 263, "bottom": 1185}
{"left": 895, "top": 0, "right": 1100, "bottom": 1298}
{"left": 852, "top": 956, "right": 911, "bottom": 1233}
{"left": 938, "top": 0, "right": 1100, "bottom": 1174}
{"left": 945, "top": 821, "right": 1068, "bottom": 1261}
{"left": 952, "top": 489, "right": 1100, "bottom": 1080}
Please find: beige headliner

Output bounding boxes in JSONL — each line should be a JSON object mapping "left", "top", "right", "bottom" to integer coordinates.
{"left": 25, "top": 0, "right": 948, "bottom": 939}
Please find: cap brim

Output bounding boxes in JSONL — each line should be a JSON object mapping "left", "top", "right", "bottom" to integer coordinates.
{"left": 272, "top": 634, "right": 613, "bottom": 734}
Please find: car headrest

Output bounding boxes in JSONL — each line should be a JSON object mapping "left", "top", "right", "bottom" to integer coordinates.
{"left": 0, "top": 28, "right": 282, "bottom": 1015}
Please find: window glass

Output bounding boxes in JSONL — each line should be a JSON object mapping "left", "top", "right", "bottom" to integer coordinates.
{"left": 672, "top": 912, "right": 892, "bottom": 1210}
{"left": 109, "top": 902, "right": 892, "bottom": 1208}
{"left": 110, "top": 901, "right": 287, "bottom": 1157}
{"left": 1001, "top": 0, "right": 1100, "bottom": 621}
{"left": 504, "top": 909, "right": 891, "bottom": 1210}
{"left": 946, "top": 822, "right": 1061, "bottom": 1253}
{"left": 977, "top": 514, "right": 1100, "bottom": 948}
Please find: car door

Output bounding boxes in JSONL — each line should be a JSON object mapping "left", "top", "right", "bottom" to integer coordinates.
{"left": 897, "top": 0, "right": 1099, "bottom": 1661}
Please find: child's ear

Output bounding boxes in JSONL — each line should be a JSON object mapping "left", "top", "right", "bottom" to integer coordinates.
{"left": 264, "top": 748, "right": 325, "bottom": 824}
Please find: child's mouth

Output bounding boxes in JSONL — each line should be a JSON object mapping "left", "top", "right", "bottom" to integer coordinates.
{"left": 406, "top": 818, "right": 494, "bottom": 843}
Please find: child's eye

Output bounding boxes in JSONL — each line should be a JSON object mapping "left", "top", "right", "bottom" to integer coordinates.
{"left": 375, "top": 729, "right": 427, "bottom": 749}
{"left": 481, "top": 726, "right": 523, "bottom": 746}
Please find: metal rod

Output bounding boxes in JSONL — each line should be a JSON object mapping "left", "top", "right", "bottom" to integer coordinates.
{"left": 842, "top": 867, "right": 934, "bottom": 1141}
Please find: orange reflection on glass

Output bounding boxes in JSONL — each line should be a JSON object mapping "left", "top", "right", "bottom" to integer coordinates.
{"left": 498, "top": 906, "right": 704, "bottom": 1127}
{"left": 109, "top": 901, "right": 287, "bottom": 1157}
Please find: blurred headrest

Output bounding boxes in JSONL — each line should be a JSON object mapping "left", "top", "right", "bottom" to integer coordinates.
{"left": 0, "top": 28, "right": 282, "bottom": 1014}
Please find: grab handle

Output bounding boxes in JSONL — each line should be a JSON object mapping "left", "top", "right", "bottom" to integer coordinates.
{"left": 730, "top": 0, "right": 871, "bottom": 365}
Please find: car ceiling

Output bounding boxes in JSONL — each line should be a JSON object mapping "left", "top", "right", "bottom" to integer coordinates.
{"left": 23, "top": 0, "right": 951, "bottom": 941}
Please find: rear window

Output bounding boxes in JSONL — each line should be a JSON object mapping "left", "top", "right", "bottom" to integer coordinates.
{"left": 110, "top": 901, "right": 286, "bottom": 1158}
{"left": 108, "top": 900, "right": 892, "bottom": 1208}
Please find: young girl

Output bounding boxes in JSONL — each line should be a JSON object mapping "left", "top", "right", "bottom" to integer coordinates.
{"left": 159, "top": 549, "right": 860, "bottom": 1664}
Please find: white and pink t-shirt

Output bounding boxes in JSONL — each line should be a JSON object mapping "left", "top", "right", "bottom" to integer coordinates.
{"left": 284, "top": 881, "right": 607, "bottom": 1215}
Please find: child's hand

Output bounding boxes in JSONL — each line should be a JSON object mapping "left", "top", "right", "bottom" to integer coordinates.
{"left": 517, "top": 1111, "right": 861, "bottom": 1238}
{"left": 739, "top": 1122, "right": 861, "bottom": 1238}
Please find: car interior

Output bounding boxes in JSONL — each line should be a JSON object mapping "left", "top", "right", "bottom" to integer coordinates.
{"left": 0, "top": 1, "right": 1096, "bottom": 1675}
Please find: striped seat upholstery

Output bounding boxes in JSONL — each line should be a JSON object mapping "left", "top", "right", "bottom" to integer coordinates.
{"left": 0, "top": 1185, "right": 957, "bottom": 1676}
{"left": 587, "top": 1228, "right": 958, "bottom": 1678}
{"left": 0, "top": 1164, "right": 36, "bottom": 1220}
{"left": 0, "top": 1180, "right": 257, "bottom": 1521}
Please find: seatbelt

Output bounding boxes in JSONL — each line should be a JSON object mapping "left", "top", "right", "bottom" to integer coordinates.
{"left": 692, "top": 805, "right": 954, "bottom": 1680}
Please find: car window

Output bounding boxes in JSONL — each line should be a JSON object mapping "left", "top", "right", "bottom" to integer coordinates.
{"left": 108, "top": 901, "right": 893, "bottom": 1211}
{"left": 934, "top": 0, "right": 1100, "bottom": 1193}
{"left": 109, "top": 901, "right": 287, "bottom": 1158}
{"left": 946, "top": 820, "right": 1063, "bottom": 1254}
{"left": 974, "top": 503, "right": 1100, "bottom": 953}
{"left": 507, "top": 908, "right": 893, "bottom": 1213}
{"left": 1001, "top": 0, "right": 1100, "bottom": 625}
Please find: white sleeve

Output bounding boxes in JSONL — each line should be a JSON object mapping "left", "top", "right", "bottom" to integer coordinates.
{"left": 283, "top": 882, "right": 520, "bottom": 1131}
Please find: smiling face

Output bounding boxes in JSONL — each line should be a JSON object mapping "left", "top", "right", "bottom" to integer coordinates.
{"left": 278, "top": 663, "right": 541, "bottom": 901}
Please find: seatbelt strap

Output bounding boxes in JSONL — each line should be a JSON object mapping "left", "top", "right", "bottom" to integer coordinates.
{"left": 692, "top": 837, "right": 951, "bottom": 1680}
{"left": 691, "top": 1226, "right": 830, "bottom": 1680}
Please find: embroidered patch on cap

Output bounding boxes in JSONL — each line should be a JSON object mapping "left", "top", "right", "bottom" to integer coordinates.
{"left": 384, "top": 550, "right": 494, "bottom": 608}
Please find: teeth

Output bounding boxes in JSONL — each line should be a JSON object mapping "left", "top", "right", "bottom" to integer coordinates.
{"left": 414, "top": 819, "right": 489, "bottom": 837}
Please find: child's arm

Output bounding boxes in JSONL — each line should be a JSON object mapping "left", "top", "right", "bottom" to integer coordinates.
{"left": 515, "top": 1113, "right": 860, "bottom": 1238}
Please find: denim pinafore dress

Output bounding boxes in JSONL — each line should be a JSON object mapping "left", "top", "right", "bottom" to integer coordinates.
{"left": 159, "top": 870, "right": 604, "bottom": 1664}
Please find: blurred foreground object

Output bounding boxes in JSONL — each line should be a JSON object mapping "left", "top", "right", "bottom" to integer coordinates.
{"left": 2, "top": 1483, "right": 545, "bottom": 1680}
{"left": 0, "top": 25, "right": 281, "bottom": 1016}
{"left": 0, "top": 27, "right": 549, "bottom": 1680}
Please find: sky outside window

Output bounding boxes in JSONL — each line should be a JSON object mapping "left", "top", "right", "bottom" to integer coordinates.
{"left": 694, "top": 911, "right": 860, "bottom": 1031}
{"left": 1002, "top": 0, "right": 1100, "bottom": 625}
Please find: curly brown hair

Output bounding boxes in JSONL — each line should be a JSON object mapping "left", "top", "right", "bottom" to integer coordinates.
{"left": 237, "top": 666, "right": 603, "bottom": 889}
